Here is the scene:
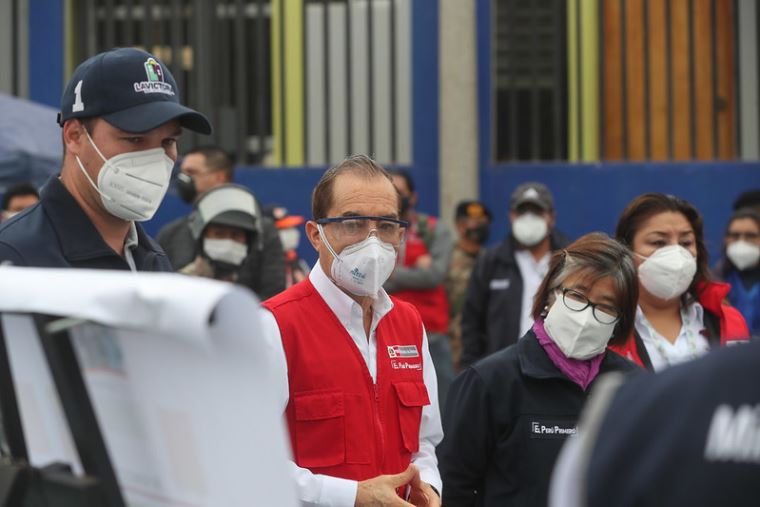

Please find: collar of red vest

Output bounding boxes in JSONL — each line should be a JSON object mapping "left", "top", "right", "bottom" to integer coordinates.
{"left": 695, "top": 280, "right": 731, "bottom": 316}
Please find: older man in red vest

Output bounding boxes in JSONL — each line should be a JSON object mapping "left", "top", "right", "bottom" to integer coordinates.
{"left": 261, "top": 155, "right": 442, "bottom": 507}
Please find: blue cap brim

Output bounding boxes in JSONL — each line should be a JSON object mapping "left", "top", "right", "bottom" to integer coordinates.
{"left": 102, "top": 101, "right": 212, "bottom": 135}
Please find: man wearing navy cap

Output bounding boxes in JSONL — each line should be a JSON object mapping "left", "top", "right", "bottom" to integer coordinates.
{"left": 0, "top": 47, "right": 212, "bottom": 271}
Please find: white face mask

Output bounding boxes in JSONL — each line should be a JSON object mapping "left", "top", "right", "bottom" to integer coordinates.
{"left": 543, "top": 292, "right": 617, "bottom": 360}
{"left": 279, "top": 228, "right": 300, "bottom": 252}
{"left": 203, "top": 238, "right": 248, "bottom": 266}
{"left": 76, "top": 131, "right": 174, "bottom": 221}
{"left": 726, "top": 240, "right": 760, "bottom": 271}
{"left": 637, "top": 245, "right": 697, "bottom": 300}
{"left": 318, "top": 224, "right": 397, "bottom": 298}
{"left": 512, "top": 212, "right": 548, "bottom": 247}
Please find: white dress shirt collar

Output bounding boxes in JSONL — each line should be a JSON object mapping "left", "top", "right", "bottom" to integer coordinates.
{"left": 309, "top": 260, "right": 394, "bottom": 328}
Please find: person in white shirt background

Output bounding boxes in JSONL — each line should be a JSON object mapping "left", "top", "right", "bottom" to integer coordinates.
{"left": 259, "top": 155, "right": 442, "bottom": 507}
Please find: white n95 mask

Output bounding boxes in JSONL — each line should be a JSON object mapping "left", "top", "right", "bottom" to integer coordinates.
{"left": 512, "top": 212, "right": 548, "bottom": 247}
{"left": 76, "top": 131, "right": 174, "bottom": 221}
{"left": 544, "top": 293, "right": 616, "bottom": 360}
{"left": 203, "top": 238, "right": 249, "bottom": 266}
{"left": 279, "top": 228, "right": 300, "bottom": 252}
{"left": 318, "top": 224, "right": 397, "bottom": 297}
{"left": 726, "top": 241, "right": 760, "bottom": 271}
{"left": 637, "top": 245, "right": 697, "bottom": 300}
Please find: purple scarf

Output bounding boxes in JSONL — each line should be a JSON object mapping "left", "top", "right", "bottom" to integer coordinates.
{"left": 532, "top": 319, "right": 605, "bottom": 391}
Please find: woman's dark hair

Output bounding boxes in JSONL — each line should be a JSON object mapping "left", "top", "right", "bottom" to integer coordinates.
{"left": 615, "top": 193, "right": 710, "bottom": 300}
{"left": 719, "top": 207, "right": 760, "bottom": 276}
{"left": 531, "top": 233, "right": 638, "bottom": 346}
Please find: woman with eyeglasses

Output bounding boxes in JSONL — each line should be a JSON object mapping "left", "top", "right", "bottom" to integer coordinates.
{"left": 715, "top": 207, "right": 760, "bottom": 338}
{"left": 437, "top": 233, "right": 638, "bottom": 507}
{"left": 609, "top": 193, "right": 749, "bottom": 372}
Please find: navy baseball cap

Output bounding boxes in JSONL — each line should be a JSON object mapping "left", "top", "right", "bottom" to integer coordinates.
{"left": 58, "top": 47, "right": 212, "bottom": 134}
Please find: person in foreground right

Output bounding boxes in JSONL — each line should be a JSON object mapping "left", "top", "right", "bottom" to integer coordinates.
{"left": 549, "top": 339, "right": 760, "bottom": 507}
{"left": 609, "top": 193, "right": 749, "bottom": 371}
{"left": 438, "top": 233, "right": 637, "bottom": 507}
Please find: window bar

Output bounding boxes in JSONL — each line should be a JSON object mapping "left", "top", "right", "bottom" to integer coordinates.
{"left": 531, "top": 0, "right": 541, "bottom": 160}
{"left": 643, "top": 0, "right": 651, "bottom": 159}
{"left": 688, "top": 0, "right": 696, "bottom": 159}
{"left": 389, "top": 0, "right": 397, "bottom": 163}
{"left": 554, "top": 0, "right": 564, "bottom": 160}
{"left": 345, "top": 0, "right": 354, "bottom": 154}
{"left": 123, "top": 0, "right": 134, "bottom": 47}
{"left": 598, "top": 0, "right": 605, "bottom": 160}
{"left": 302, "top": 0, "right": 309, "bottom": 164}
{"left": 576, "top": 0, "right": 583, "bottom": 160}
{"left": 142, "top": 0, "right": 153, "bottom": 54}
{"left": 234, "top": 0, "right": 248, "bottom": 164}
{"left": 279, "top": 0, "right": 287, "bottom": 163}
{"left": 104, "top": 0, "right": 116, "bottom": 50}
{"left": 255, "top": 0, "right": 267, "bottom": 163}
{"left": 323, "top": 0, "right": 331, "bottom": 164}
{"left": 733, "top": 0, "right": 741, "bottom": 158}
{"left": 508, "top": 0, "right": 519, "bottom": 161}
{"left": 367, "top": 0, "right": 375, "bottom": 157}
{"left": 666, "top": 0, "right": 674, "bottom": 159}
{"left": 620, "top": 0, "right": 629, "bottom": 159}
{"left": 711, "top": 0, "right": 718, "bottom": 159}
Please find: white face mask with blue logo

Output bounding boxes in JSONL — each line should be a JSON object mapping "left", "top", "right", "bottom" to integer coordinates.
{"left": 318, "top": 224, "right": 397, "bottom": 298}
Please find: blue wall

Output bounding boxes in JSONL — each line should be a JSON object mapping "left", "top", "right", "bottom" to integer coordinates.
{"left": 145, "top": 162, "right": 760, "bottom": 268}
{"left": 28, "top": 0, "right": 64, "bottom": 107}
{"left": 479, "top": 162, "right": 760, "bottom": 263}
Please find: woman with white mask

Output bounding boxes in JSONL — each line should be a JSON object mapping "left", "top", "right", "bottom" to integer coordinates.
{"left": 438, "top": 233, "right": 638, "bottom": 507}
{"left": 610, "top": 193, "right": 749, "bottom": 372}
{"left": 715, "top": 207, "right": 760, "bottom": 338}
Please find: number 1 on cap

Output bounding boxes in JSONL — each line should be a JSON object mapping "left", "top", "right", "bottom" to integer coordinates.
{"left": 73, "top": 80, "right": 84, "bottom": 112}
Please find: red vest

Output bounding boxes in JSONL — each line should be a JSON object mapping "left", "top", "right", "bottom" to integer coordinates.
{"left": 262, "top": 279, "right": 431, "bottom": 482}
{"left": 609, "top": 281, "right": 750, "bottom": 368}
{"left": 392, "top": 215, "right": 450, "bottom": 333}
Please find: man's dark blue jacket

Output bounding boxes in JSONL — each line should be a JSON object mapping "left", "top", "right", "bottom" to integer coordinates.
{"left": 0, "top": 176, "right": 171, "bottom": 271}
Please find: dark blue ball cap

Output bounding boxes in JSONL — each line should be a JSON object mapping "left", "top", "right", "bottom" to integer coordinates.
{"left": 58, "top": 47, "right": 212, "bottom": 135}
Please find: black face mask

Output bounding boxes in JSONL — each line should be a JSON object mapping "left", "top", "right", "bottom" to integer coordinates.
{"left": 400, "top": 196, "right": 411, "bottom": 215}
{"left": 465, "top": 224, "right": 490, "bottom": 245}
{"left": 176, "top": 172, "right": 197, "bottom": 204}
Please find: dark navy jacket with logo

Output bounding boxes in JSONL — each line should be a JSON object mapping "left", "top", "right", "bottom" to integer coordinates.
{"left": 460, "top": 230, "right": 570, "bottom": 368}
{"left": 0, "top": 176, "right": 171, "bottom": 271}
{"left": 437, "top": 330, "right": 635, "bottom": 507}
{"left": 584, "top": 340, "right": 760, "bottom": 507}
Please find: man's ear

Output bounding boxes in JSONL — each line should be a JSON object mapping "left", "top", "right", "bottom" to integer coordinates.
{"left": 62, "top": 120, "right": 87, "bottom": 157}
{"left": 305, "top": 220, "right": 322, "bottom": 252}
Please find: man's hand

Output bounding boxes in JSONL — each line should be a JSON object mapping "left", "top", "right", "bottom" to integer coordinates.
{"left": 355, "top": 465, "right": 418, "bottom": 507}
{"left": 407, "top": 469, "right": 441, "bottom": 507}
{"left": 414, "top": 254, "right": 433, "bottom": 269}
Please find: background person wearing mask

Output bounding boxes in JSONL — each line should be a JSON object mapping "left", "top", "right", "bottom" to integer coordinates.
{"left": 1, "top": 182, "right": 39, "bottom": 221}
{"left": 179, "top": 184, "right": 261, "bottom": 283}
{"left": 157, "top": 145, "right": 285, "bottom": 299}
{"left": 0, "top": 47, "right": 211, "bottom": 271}
{"left": 444, "top": 200, "right": 492, "bottom": 372}
{"left": 715, "top": 208, "right": 760, "bottom": 338}
{"left": 385, "top": 170, "right": 454, "bottom": 408}
{"left": 438, "top": 233, "right": 638, "bottom": 507}
{"left": 460, "top": 182, "right": 570, "bottom": 368}
{"left": 265, "top": 205, "right": 310, "bottom": 288}
{"left": 610, "top": 193, "right": 749, "bottom": 371}
{"left": 260, "top": 155, "right": 442, "bottom": 507}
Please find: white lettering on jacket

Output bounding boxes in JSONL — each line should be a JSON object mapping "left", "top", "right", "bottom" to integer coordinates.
{"left": 704, "top": 404, "right": 760, "bottom": 464}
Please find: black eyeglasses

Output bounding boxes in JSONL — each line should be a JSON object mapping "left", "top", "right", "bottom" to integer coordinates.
{"left": 316, "top": 216, "right": 409, "bottom": 245}
{"left": 558, "top": 287, "right": 620, "bottom": 325}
